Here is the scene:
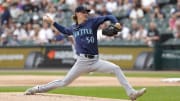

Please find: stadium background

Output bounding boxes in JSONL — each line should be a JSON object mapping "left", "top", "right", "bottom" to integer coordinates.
{"left": 0, "top": 1, "right": 180, "bottom": 101}
{"left": 0, "top": 0, "right": 179, "bottom": 70}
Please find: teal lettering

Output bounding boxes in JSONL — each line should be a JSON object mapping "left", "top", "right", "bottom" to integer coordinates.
{"left": 73, "top": 29, "right": 93, "bottom": 38}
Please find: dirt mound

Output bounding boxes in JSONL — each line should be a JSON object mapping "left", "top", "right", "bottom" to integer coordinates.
{"left": 0, "top": 93, "right": 129, "bottom": 101}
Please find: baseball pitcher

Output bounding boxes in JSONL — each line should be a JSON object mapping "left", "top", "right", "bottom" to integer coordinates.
{"left": 25, "top": 6, "right": 146, "bottom": 101}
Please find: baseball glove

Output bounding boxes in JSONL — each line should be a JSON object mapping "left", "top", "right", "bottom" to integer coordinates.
{"left": 102, "top": 24, "right": 122, "bottom": 37}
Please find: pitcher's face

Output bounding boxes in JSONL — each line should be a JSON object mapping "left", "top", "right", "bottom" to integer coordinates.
{"left": 76, "top": 11, "right": 88, "bottom": 22}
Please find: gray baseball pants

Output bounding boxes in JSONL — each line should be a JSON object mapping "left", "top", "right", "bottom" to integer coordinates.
{"left": 37, "top": 55, "right": 135, "bottom": 96}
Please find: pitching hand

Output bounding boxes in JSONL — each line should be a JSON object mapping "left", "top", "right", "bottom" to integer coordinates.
{"left": 43, "top": 14, "right": 54, "bottom": 25}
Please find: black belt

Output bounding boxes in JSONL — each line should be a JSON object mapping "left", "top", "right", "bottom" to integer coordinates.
{"left": 84, "top": 54, "right": 95, "bottom": 59}
{"left": 79, "top": 54, "right": 98, "bottom": 59}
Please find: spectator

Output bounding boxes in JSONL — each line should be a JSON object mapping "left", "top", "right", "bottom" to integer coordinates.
{"left": 39, "top": 0, "right": 49, "bottom": 12}
{"left": 1, "top": 20, "right": 15, "bottom": 36}
{"left": 59, "top": 0, "right": 70, "bottom": 12}
{"left": 38, "top": 22, "right": 54, "bottom": 44}
{"left": 16, "top": 0, "right": 24, "bottom": 10}
{"left": 133, "top": 24, "right": 147, "bottom": 41}
{"left": 105, "top": 0, "right": 118, "bottom": 13}
{"left": 144, "top": 22, "right": 160, "bottom": 47}
{"left": 58, "top": 0, "right": 73, "bottom": 27}
{"left": 0, "top": 3, "right": 5, "bottom": 14}
{"left": 0, "top": 26, "right": 3, "bottom": 35}
{"left": 117, "top": 0, "right": 132, "bottom": 13}
{"left": 0, "top": 33, "right": 8, "bottom": 46}
{"left": 64, "top": 0, "right": 77, "bottom": 11}
{"left": 9, "top": 2, "right": 23, "bottom": 19}
{"left": 141, "top": 0, "right": 156, "bottom": 13}
{"left": 145, "top": 21, "right": 161, "bottom": 70}
{"left": 77, "top": 0, "right": 85, "bottom": 5}
{"left": 31, "top": 0, "right": 40, "bottom": 12}
{"left": 169, "top": 3, "right": 180, "bottom": 31}
{"left": 95, "top": 0, "right": 104, "bottom": 12}
{"left": 129, "top": 20, "right": 139, "bottom": 40}
{"left": 151, "top": 6, "right": 165, "bottom": 20}
{"left": 1, "top": 3, "right": 11, "bottom": 25}
{"left": 29, "top": 24, "right": 42, "bottom": 44}
{"left": 56, "top": 7, "right": 65, "bottom": 24}
{"left": 13, "top": 23, "right": 28, "bottom": 41}
{"left": 129, "top": 3, "right": 144, "bottom": 20}
{"left": 116, "top": 23, "right": 131, "bottom": 40}
{"left": 97, "top": 4, "right": 112, "bottom": 16}
{"left": 46, "top": 6, "right": 57, "bottom": 20}
{"left": 25, "top": 23, "right": 34, "bottom": 37}
{"left": 22, "top": 0, "right": 34, "bottom": 13}
{"left": 51, "top": 29, "right": 65, "bottom": 45}
{"left": 173, "top": 19, "right": 180, "bottom": 39}
{"left": 2, "top": 28, "right": 20, "bottom": 46}
{"left": 171, "top": 2, "right": 180, "bottom": 19}
{"left": 169, "top": 14, "right": 177, "bottom": 31}
{"left": 0, "top": 0, "right": 165, "bottom": 47}
{"left": 88, "top": 6, "right": 97, "bottom": 17}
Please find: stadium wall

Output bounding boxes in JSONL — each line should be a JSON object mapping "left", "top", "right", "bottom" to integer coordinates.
{"left": 0, "top": 45, "right": 152, "bottom": 69}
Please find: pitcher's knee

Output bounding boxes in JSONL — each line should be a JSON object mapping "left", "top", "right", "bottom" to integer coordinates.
{"left": 112, "top": 66, "right": 121, "bottom": 73}
{"left": 61, "top": 80, "right": 71, "bottom": 87}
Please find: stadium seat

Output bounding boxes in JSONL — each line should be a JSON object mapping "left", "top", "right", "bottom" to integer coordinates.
{"left": 137, "top": 17, "right": 149, "bottom": 29}
{"left": 156, "top": 0, "right": 170, "bottom": 5}
{"left": 162, "top": 4, "right": 176, "bottom": 16}
{"left": 114, "top": 10, "right": 128, "bottom": 19}
{"left": 17, "top": 13, "right": 31, "bottom": 24}
{"left": 121, "top": 18, "right": 131, "bottom": 28}
{"left": 163, "top": 38, "right": 180, "bottom": 45}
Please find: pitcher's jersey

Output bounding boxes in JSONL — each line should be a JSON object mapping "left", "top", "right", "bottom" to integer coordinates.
{"left": 53, "top": 15, "right": 118, "bottom": 55}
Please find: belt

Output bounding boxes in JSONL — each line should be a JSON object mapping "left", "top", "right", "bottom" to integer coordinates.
{"left": 79, "top": 54, "right": 98, "bottom": 59}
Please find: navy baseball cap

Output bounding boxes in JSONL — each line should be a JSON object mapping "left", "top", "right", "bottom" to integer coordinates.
{"left": 75, "top": 6, "right": 90, "bottom": 13}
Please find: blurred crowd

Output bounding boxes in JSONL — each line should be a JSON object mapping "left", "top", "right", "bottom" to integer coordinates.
{"left": 0, "top": 0, "right": 179, "bottom": 47}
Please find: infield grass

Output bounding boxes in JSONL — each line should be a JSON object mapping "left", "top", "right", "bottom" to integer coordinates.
{"left": 0, "top": 86, "right": 180, "bottom": 101}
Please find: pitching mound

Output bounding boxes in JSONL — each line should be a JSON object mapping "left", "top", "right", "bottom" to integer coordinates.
{"left": 0, "top": 93, "right": 129, "bottom": 101}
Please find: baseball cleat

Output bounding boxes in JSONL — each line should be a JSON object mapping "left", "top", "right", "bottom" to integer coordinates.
{"left": 129, "top": 88, "right": 146, "bottom": 101}
{"left": 24, "top": 86, "right": 39, "bottom": 95}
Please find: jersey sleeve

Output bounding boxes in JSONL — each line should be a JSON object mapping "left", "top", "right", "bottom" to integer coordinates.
{"left": 53, "top": 22, "right": 73, "bottom": 35}
{"left": 93, "top": 15, "right": 118, "bottom": 27}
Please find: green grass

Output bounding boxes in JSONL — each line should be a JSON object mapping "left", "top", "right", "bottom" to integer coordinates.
{"left": 0, "top": 70, "right": 180, "bottom": 78}
{"left": 0, "top": 86, "right": 180, "bottom": 101}
{"left": 0, "top": 70, "right": 67, "bottom": 76}
{"left": 0, "top": 86, "right": 28, "bottom": 92}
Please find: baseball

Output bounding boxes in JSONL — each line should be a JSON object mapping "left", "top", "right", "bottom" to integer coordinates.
{"left": 43, "top": 14, "right": 54, "bottom": 24}
{"left": 43, "top": 15, "right": 49, "bottom": 21}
